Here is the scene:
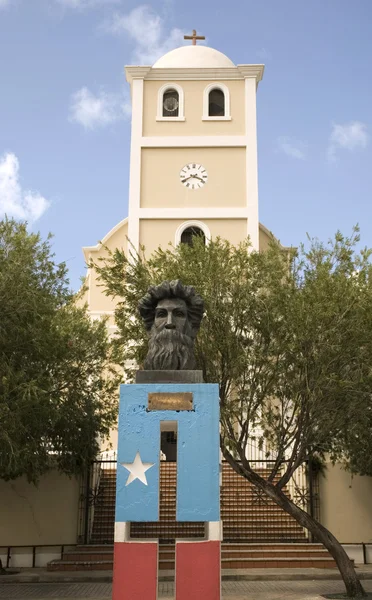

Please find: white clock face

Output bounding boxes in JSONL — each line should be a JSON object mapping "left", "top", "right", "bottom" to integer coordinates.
{"left": 180, "top": 163, "right": 208, "bottom": 190}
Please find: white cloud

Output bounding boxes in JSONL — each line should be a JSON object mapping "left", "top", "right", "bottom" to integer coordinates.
{"left": 276, "top": 137, "right": 306, "bottom": 160}
{"left": 0, "top": 0, "right": 11, "bottom": 9}
{"left": 103, "top": 5, "right": 184, "bottom": 65}
{"left": 69, "top": 87, "right": 130, "bottom": 129}
{"left": 327, "top": 121, "right": 369, "bottom": 162}
{"left": 55, "top": 0, "right": 119, "bottom": 9}
{"left": 0, "top": 153, "right": 50, "bottom": 223}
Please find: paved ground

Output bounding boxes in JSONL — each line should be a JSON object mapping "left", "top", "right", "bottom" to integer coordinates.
{"left": 2, "top": 565, "right": 372, "bottom": 583}
{"left": 0, "top": 580, "right": 371, "bottom": 599}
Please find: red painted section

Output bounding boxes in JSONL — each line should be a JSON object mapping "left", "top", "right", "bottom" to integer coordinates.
{"left": 112, "top": 542, "right": 158, "bottom": 600}
{"left": 175, "top": 541, "right": 221, "bottom": 600}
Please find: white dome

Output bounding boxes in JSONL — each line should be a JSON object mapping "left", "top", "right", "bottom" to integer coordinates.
{"left": 153, "top": 45, "right": 235, "bottom": 69}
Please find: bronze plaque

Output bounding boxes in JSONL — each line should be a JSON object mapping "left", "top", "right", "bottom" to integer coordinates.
{"left": 147, "top": 392, "right": 193, "bottom": 411}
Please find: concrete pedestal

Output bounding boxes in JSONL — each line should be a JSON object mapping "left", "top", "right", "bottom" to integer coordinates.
{"left": 176, "top": 541, "right": 221, "bottom": 600}
{"left": 112, "top": 542, "right": 158, "bottom": 600}
{"left": 112, "top": 379, "right": 221, "bottom": 600}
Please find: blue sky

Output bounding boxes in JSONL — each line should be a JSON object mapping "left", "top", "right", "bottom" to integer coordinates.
{"left": 0, "top": 0, "right": 371, "bottom": 289}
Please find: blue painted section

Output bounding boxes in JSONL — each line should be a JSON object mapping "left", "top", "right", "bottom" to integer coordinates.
{"left": 115, "top": 395, "right": 160, "bottom": 522}
{"left": 177, "top": 384, "right": 220, "bottom": 521}
{"left": 115, "top": 383, "right": 220, "bottom": 523}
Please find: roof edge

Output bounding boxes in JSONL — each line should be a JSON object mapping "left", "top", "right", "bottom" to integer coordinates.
{"left": 125, "top": 64, "right": 264, "bottom": 85}
{"left": 259, "top": 222, "right": 292, "bottom": 251}
{"left": 83, "top": 217, "right": 128, "bottom": 261}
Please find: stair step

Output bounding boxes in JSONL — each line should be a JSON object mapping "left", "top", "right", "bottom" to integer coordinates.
{"left": 220, "top": 557, "right": 336, "bottom": 569}
{"left": 84, "top": 462, "right": 310, "bottom": 547}
{"left": 48, "top": 560, "right": 113, "bottom": 571}
{"left": 48, "top": 554, "right": 337, "bottom": 571}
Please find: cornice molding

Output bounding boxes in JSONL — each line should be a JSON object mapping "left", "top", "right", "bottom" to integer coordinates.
{"left": 125, "top": 66, "right": 152, "bottom": 83}
{"left": 82, "top": 217, "right": 128, "bottom": 260}
{"left": 139, "top": 207, "right": 249, "bottom": 219}
{"left": 237, "top": 65, "right": 265, "bottom": 81}
{"left": 125, "top": 64, "right": 264, "bottom": 85}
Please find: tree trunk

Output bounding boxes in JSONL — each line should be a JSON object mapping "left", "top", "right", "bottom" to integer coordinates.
{"left": 272, "top": 487, "right": 365, "bottom": 598}
{"left": 224, "top": 453, "right": 366, "bottom": 598}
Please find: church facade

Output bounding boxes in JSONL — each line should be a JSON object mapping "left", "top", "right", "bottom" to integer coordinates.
{"left": 82, "top": 43, "right": 276, "bottom": 328}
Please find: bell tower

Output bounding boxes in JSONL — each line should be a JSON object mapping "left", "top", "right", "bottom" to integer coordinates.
{"left": 125, "top": 35, "right": 264, "bottom": 255}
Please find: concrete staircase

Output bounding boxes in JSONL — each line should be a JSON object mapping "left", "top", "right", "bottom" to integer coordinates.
{"left": 47, "top": 543, "right": 337, "bottom": 571}
{"left": 89, "top": 463, "right": 307, "bottom": 543}
{"left": 48, "top": 462, "right": 337, "bottom": 571}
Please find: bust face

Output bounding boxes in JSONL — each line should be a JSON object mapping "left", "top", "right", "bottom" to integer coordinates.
{"left": 154, "top": 298, "right": 188, "bottom": 334}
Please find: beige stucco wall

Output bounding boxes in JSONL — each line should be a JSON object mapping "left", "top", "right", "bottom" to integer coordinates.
{"left": 319, "top": 463, "right": 372, "bottom": 543}
{"left": 86, "top": 220, "right": 128, "bottom": 313}
{"left": 140, "top": 147, "right": 246, "bottom": 209}
{"left": 139, "top": 218, "right": 248, "bottom": 256}
{"left": 143, "top": 79, "right": 246, "bottom": 137}
{"left": 259, "top": 225, "right": 274, "bottom": 252}
{"left": 0, "top": 472, "right": 80, "bottom": 546}
{"left": 84, "top": 221, "right": 277, "bottom": 319}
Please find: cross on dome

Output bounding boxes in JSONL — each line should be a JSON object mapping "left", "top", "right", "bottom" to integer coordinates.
{"left": 184, "top": 29, "right": 205, "bottom": 46}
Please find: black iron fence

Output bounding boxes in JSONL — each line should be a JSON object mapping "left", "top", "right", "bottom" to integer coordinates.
{"left": 78, "top": 454, "right": 319, "bottom": 545}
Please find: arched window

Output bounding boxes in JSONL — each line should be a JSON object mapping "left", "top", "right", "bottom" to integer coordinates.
{"left": 180, "top": 226, "right": 206, "bottom": 247}
{"left": 162, "top": 88, "right": 179, "bottom": 117}
{"left": 208, "top": 88, "right": 225, "bottom": 117}
{"left": 203, "top": 83, "right": 231, "bottom": 121}
{"left": 175, "top": 221, "right": 211, "bottom": 247}
{"left": 157, "top": 83, "right": 185, "bottom": 121}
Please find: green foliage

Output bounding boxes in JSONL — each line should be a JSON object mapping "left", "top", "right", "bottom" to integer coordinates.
{"left": 0, "top": 218, "right": 118, "bottom": 483}
{"left": 93, "top": 228, "right": 372, "bottom": 480}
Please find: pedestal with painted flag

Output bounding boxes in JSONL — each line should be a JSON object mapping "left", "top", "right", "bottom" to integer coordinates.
{"left": 112, "top": 382, "right": 221, "bottom": 600}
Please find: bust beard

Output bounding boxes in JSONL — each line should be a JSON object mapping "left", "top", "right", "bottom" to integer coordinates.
{"left": 144, "top": 328, "right": 196, "bottom": 371}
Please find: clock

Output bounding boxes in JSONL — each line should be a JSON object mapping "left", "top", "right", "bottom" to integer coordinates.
{"left": 180, "top": 163, "right": 208, "bottom": 190}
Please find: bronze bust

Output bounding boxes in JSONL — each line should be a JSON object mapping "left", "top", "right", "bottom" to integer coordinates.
{"left": 138, "top": 280, "right": 204, "bottom": 371}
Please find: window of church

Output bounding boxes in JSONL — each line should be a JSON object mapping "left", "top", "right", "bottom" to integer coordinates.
{"left": 202, "top": 83, "right": 231, "bottom": 121}
{"left": 208, "top": 88, "right": 225, "bottom": 117}
{"left": 162, "top": 89, "right": 179, "bottom": 117}
{"left": 175, "top": 221, "right": 211, "bottom": 247}
{"left": 180, "top": 226, "right": 206, "bottom": 247}
{"left": 157, "top": 83, "right": 185, "bottom": 121}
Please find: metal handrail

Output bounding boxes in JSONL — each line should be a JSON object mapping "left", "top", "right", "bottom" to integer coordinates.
{"left": 0, "top": 544, "right": 67, "bottom": 569}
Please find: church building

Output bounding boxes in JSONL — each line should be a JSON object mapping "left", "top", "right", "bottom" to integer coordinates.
{"left": 82, "top": 34, "right": 276, "bottom": 334}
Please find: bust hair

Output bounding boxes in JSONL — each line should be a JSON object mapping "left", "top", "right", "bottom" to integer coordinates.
{"left": 138, "top": 280, "right": 204, "bottom": 335}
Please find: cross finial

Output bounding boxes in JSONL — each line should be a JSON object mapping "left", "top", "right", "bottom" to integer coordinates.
{"left": 184, "top": 29, "right": 205, "bottom": 46}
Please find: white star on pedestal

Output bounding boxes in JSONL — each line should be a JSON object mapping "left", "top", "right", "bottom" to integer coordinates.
{"left": 121, "top": 451, "right": 155, "bottom": 486}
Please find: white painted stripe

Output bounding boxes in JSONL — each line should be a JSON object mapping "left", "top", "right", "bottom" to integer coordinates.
{"left": 139, "top": 208, "right": 249, "bottom": 219}
{"left": 245, "top": 77, "right": 259, "bottom": 251}
{"left": 141, "top": 136, "right": 247, "bottom": 148}
{"left": 114, "top": 522, "right": 130, "bottom": 542}
{"left": 127, "top": 79, "right": 143, "bottom": 254}
{"left": 115, "top": 522, "right": 162, "bottom": 544}
{"left": 205, "top": 521, "right": 223, "bottom": 541}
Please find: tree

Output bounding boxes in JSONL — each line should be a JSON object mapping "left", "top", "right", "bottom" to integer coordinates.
{"left": 0, "top": 218, "right": 118, "bottom": 483}
{"left": 343, "top": 415, "right": 372, "bottom": 477}
{"left": 93, "top": 230, "right": 372, "bottom": 598}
